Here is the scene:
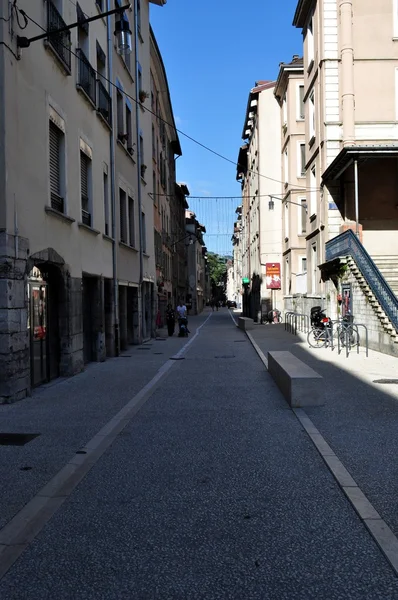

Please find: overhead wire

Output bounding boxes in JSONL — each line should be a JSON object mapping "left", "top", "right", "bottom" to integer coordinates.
{"left": 16, "top": 4, "right": 321, "bottom": 193}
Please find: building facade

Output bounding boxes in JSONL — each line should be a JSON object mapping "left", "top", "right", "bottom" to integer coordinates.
{"left": 0, "top": 0, "right": 166, "bottom": 402}
{"left": 185, "top": 210, "right": 207, "bottom": 315}
{"left": 274, "top": 57, "right": 308, "bottom": 301}
{"left": 150, "top": 27, "right": 183, "bottom": 326}
{"left": 237, "top": 81, "right": 283, "bottom": 321}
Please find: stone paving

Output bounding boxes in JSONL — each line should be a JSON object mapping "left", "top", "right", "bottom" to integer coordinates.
{"left": 248, "top": 320, "right": 398, "bottom": 540}
{"left": 1, "top": 310, "right": 398, "bottom": 598}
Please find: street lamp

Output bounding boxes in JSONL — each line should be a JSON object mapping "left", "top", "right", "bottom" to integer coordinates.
{"left": 17, "top": 4, "right": 132, "bottom": 59}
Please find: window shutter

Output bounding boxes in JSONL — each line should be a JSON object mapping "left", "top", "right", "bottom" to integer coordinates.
{"left": 80, "top": 151, "right": 89, "bottom": 201}
{"left": 49, "top": 122, "right": 61, "bottom": 196}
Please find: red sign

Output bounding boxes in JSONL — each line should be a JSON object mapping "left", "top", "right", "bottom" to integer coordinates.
{"left": 265, "top": 263, "right": 281, "bottom": 290}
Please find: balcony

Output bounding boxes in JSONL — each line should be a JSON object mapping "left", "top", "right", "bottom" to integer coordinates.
{"left": 76, "top": 48, "right": 96, "bottom": 106}
{"left": 46, "top": 0, "right": 71, "bottom": 72}
{"left": 97, "top": 79, "right": 112, "bottom": 127}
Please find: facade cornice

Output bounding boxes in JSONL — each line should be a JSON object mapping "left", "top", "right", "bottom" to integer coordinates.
{"left": 293, "top": 0, "right": 315, "bottom": 28}
{"left": 274, "top": 61, "right": 304, "bottom": 101}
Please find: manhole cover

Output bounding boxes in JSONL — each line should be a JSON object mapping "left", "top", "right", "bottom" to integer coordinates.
{"left": 373, "top": 379, "right": 398, "bottom": 384}
{"left": 0, "top": 433, "right": 40, "bottom": 446}
{"left": 214, "top": 355, "right": 235, "bottom": 359}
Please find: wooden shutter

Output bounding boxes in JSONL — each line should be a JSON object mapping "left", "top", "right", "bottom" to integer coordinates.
{"left": 80, "top": 151, "right": 90, "bottom": 213}
{"left": 49, "top": 121, "right": 61, "bottom": 196}
{"left": 120, "top": 190, "right": 127, "bottom": 243}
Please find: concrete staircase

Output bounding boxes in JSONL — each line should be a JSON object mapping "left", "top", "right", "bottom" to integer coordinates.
{"left": 346, "top": 256, "right": 398, "bottom": 344}
{"left": 372, "top": 256, "right": 398, "bottom": 297}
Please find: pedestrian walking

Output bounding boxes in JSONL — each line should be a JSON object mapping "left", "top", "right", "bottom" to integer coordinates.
{"left": 166, "top": 304, "right": 175, "bottom": 337}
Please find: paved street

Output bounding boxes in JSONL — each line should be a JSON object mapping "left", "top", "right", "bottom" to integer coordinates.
{"left": 1, "top": 310, "right": 398, "bottom": 599}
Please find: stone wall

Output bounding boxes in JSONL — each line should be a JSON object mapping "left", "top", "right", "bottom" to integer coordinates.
{"left": 0, "top": 232, "right": 30, "bottom": 403}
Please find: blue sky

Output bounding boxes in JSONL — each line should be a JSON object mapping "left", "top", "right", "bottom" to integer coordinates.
{"left": 150, "top": 0, "right": 302, "bottom": 255}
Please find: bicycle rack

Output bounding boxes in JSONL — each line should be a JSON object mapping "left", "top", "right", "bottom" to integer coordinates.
{"left": 336, "top": 322, "right": 369, "bottom": 358}
{"left": 285, "top": 312, "right": 310, "bottom": 336}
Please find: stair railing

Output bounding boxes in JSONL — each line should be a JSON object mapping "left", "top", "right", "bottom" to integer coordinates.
{"left": 325, "top": 229, "right": 398, "bottom": 332}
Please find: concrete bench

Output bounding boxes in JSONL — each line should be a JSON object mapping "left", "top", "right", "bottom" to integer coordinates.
{"left": 238, "top": 317, "right": 254, "bottom": 331}
{"left": 267, "top": 351, "right": 324, "bottom": 408}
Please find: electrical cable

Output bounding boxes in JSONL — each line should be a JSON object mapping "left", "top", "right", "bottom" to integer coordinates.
{"left": 17, "top": 5, "right": 321, "bottom": 193}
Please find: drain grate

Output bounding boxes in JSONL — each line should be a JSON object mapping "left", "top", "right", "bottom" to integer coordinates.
{"left": 153, "top": 352, "right": 163, "bottom": 355}
{"left": 0, "top": 433, "right": 40, "bottom": 446}
{"left": 373, "top": 379, "right": 398, "bottom": 384}
{"left": 234, "top": 340, "right": 246, "bottom": 343}
{"left": 214, "top": 355, "right": 235, "bottom": 359}
{"left": 138, "top": 347, "right": 151, "bottom": 350}
{"left": 170, "top": 357, "right": 185, "bottom": 360}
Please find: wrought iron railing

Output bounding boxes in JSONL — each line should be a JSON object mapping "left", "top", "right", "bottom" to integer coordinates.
{"left": 76, "top": 48, "right": 96, "bottom": 105}
{"left": 326, "top": 229, "right": 398, "bottom": 331}
{"left": 81, "top": 209, "right": 92, "bottom": 227}
{"left": 97, "top": 79, "right": 112, "bottom": 126}
{"left": 47, "top": 0, "right": 71, "bottom": 71}
{"left": 51, "top": 192, "right": 64, "bottom": 213}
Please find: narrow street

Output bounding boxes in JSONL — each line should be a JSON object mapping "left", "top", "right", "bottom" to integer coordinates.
{"left": 1, "top": 310, "right": 398, "bottom": 599}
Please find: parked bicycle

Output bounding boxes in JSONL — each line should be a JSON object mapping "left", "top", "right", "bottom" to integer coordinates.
{"left": 307, "top": 306, "right": 332, "bottom": 348}
{"left": 337, "top": 314, "right": 359, "bottom": 348}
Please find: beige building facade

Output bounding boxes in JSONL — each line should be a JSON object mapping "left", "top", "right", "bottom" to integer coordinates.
{"left": 0, "top": 0, "right": 166, "bottom": 402}
{"left": 237, "top": 81, "right": 283, "bottom": 321}
{"left": 274, "top": 56, "right": 308, "bottom": 299}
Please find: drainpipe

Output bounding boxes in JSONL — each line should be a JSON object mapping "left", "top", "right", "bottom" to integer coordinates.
{"left": 134, "top": 0, "right": 144, "bottom": 339}
{"left": 107, "top": 1, "right": 119, "bottom": 355}
{"left": 340, "top": 0, "right": 355, "bottom": 147}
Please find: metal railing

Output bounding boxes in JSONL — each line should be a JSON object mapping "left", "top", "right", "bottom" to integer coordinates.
{"left": 285, "top": 312, "right": 310, "bottom": 335}
{"left": 50, "top": 192, "right": 64, "bottom": 214}
{"left": 97, "top": 80, "right": 112, "bottom": 126}
{"left": 81, "top": 209, "right": 91, "bottom": 227}
{"left": 326, "top": 229, "right": 398, "bottom": 332}
{"left": 76, "top": 48, "right": 96, "bottom": 105}
{"left": 47, "top": 0, "right": 71, "bottom": 71}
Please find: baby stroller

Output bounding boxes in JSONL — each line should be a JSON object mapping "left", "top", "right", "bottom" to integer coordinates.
{"left": 178, "top": 316, "right": 188, "bottom": 337}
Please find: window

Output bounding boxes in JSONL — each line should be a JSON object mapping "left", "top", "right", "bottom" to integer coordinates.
{"left": 300, "top": 256, "right": 307, "bottom": 273}
{"left": 307, "top": 15, "right": 314, "bottom": 66}
{"left": 138, "top": 66, "right": 143, "bottom": 97}
{"left": 152, "top": 125, "right": 156, "bottom": 157}
{"left": 80, "top": 150, "right": 92, "bottom": 226}
{"left": 284, "top": 202, "right": 289, "bottom": 239}
{"left": 128, "top": 196, "right": 135, "bottom": 247}
{"left": 46, "top": 0, "right": 72, "bottom": 72}
{"left": 125, "top": 104, "right": 132, "bottom": 152}
{"left": 152, "top": 170, "right": 157, "bottom": 206}
{"left": 312, "top": 244, "right": 317, "bottom": 293}
{"left": 103, "top": 171, "right": 109, "bottom": 236}
{"left": 49, "top": 120, "right": 65, "bottom": 213}
{"left": 299, "top": 198, "right": 307, "bottom": 234}
{"left": 394, "top": 0, "right": 398, "bottom": 38}
{"left": 310, "top": 166, "right": 317, "bottom": 216}
{"left": 283, "top": 94, "right": 287, "bottom": 124}
{"left": 284, "top": 149, "right": 288, "bottom": 184}
{"left": 119, "top": 189, "right": 127, "bottom": 243}
{"left": 96, "top": 0, "right": 104, "bottom": 10}
{"left": 298, "top": 85, "right": 305, "bottom": 120}
{"left": 137, "top": 0, "right": 141, "bottom": 34}
{"left": 309, "top": 90, "right": 315, "bottom": 140}
{"left": 141, "top": 212, "right": 146, "bottom": 253}
{"left": 117, "top": 90, "right": 124, "bottom": 137}
{"left": 299, "top": 143, "right": 306, "bottom": 177}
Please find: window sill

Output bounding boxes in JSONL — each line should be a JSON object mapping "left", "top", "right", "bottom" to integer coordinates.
{"left": 45, "top": 206, "right": 75, "bottom": 224}
{"left": 119, "top": 241, "right": 138, "bottom": 252}
{"left": 143, "top": 252, "right": 150, "bottom": 258}
{"left": 309, "top": 135, "right": 316, "bottom": 148}
{"left": 298, "top": 174, "right": 306, "bottom": 179}
{"left": 310, "top": 213, "right": 317, "bottom": 223}
{"left": 96, "top": 110, "right": 112, "bottom": 131}
{"left": 78, "top": 222, "right": 100, "bottom": 235}
{"left": 76, "top": 84, "right": 96, "bottom": 110}
{"left": 117, "top": 139, "right": 136, "bottom": 162}
{"left": 103, "top": 233, "right": 114, "bottom": 242}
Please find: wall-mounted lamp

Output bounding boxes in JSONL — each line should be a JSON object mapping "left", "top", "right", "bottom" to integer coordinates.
{"left": 268, "top": 198, "right": 275, "bottom": 211}
{"left": 17, "top": 4, "right": 132, "bottom": 59}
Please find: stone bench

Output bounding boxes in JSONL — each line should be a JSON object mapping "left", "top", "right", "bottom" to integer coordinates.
{"left": 238, "top": 317, "right": 254, "bottom": 331}
{"left": 267, "top": 351, "right": 324, "bottom": 408}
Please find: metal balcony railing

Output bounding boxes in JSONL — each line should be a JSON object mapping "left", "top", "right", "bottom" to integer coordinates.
{"left": 81, "top": 208, "right": 92, "bottom": 227}
{"left": 325, "top": 229, "right": 398, "bottom": 331}
{"left": 47, "top": 0, "right": 71, "bottom": 71}
{"left": 76, "top": 48, "right": 96, "bottom": 105}
{"left": 50, "top": 192, "right": 64, "bottom": 213}
{"left": 97, "top": 79, "right": 112, "bottom": 126}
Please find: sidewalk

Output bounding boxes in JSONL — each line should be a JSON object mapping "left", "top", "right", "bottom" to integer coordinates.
{"left": 247, "top": 321, "right": 398, "bottom": 542}
{"left": 0, "top": 311, "right": 211, "bottom": 533}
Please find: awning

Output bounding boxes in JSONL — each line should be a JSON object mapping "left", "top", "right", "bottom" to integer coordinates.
{"left": 323, "top": 145, "right": 398, "bottom": 183}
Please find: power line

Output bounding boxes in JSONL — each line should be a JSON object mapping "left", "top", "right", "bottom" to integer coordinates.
{"left": 17, "top": 5, "right": 321, "bottom": 193}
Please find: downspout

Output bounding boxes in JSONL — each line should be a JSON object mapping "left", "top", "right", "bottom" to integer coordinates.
{"left": 340, "top": 0, "right": 355, "bottom": 147}
{"left": 107, "top": 0, "right": 119, "bottom": 355}
{"left": 134, "top": 0, "right": 144, "bottom": 338}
